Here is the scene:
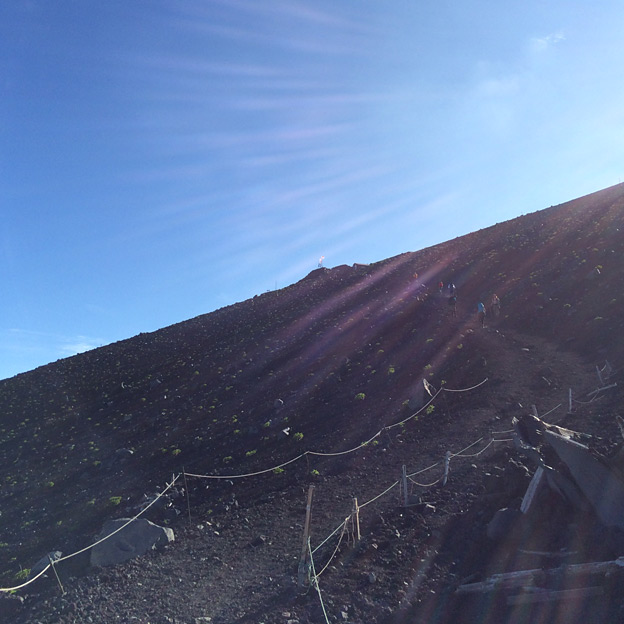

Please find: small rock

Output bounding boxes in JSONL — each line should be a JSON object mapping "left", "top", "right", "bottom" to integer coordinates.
{"left": 368, "top": 572, "right": 377, "bottom": 584}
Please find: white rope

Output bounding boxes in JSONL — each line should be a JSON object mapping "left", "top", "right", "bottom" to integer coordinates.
{"left": 311, "top": 518, "right": 350, "bottom": 556}
{"left": 359, "top": 480, "right": 400, "bottom": 509}
{"left": 0, "top": 475, "right": 181, "bottom": 592}
{"left": 408, "top": 474, "right": 443, "bottom": 488}
{"left": 185, "top": 453, "right": 305, "bottom": 480}
{"left": 441, "top": 377, "right": 489, "bottom": 392}
{"left": 308, "top": 539, "right": 331, "bottom": 624}
{"left": 315, "top": 518, "right": 348, "bottom": 578}
{"left": 450, "top": 436, "right": 485, "bottom": 458}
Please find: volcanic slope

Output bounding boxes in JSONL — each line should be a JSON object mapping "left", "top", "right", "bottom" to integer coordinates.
{"left": 2, "top": 182, "right": 624, "bottom": 623}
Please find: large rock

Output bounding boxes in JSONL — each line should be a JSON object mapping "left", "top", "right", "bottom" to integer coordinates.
{"left": 90, "top": 518, "right": 174, "bottom": 567}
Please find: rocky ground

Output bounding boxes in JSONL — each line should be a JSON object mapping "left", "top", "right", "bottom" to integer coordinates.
{"left": 2, "top": 183, "right": 624, "bottom": 623}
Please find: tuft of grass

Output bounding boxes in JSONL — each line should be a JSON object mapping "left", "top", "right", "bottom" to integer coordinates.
{"left": 354, "top": 393, "right": 366, "bottom": 401}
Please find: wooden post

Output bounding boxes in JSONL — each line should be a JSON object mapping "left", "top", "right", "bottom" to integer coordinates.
{"left": 443, "top": 451, "right": 451, "bottom": 486}
{"left": 568, "top": 388, "right": 573, "bottom": 414}
{"left": 182, "top": 469, "right": 192, "bottom": 526}
{"left": 49, "top": 555, "right": 65, "bottom": 595}
{"left": 402, "top": 465, "right": 408, "bottom": 506}
{"left": 531, "top": 404, "right": 539, "bottom": 418}
{"left": 298, "top": 485, "right": 315, "bottom": 587}
{"left": 352, "top": 497, "right": 361, "bottom": 543}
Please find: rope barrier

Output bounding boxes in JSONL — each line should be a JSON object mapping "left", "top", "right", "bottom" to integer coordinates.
{"left": 185, "top": 378, "right": 489, "bottom": 482}
{"left": 185, "top": 453, "right": 305, "bottom": 480}
{"left": 452, "top": 438, "right": 492, "bottom": 458}
{"left": 315, "top": 519, "right": 348, "bottom": 578}
{"left": 359, "top": 480, "right": 400, "bottom": 509}
{"left": 408, "top": 474, "right": 443, "bottom": 488}
{"left": 311, "top": 518, "right": 350, "bottom": 556}
{"left": 308, "top": 539, "right": 331, "bottom": 624}
{"left": 0, "top": 475, "right": 181, "bottom": 593}
{"left": 0, "top": 565, "right": 52, "bottom": 593}
{"left": 450, "top": 436, "right": 485, "bottom": 458}
{"left": 441, "top": 377, "right": 489, "bottom": 393}
{"left": 407, "top": 460, "right": 441, "bottom": 478}
{"left": 56, "top": 475, "right": 181, "bottom": 565}
{"left": 0, "top": 363, "right": 610, "bottom": 600}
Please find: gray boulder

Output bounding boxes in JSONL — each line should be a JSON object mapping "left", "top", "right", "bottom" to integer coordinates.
{"left": 90, "top": 518, "right": 174, "bottom": 567}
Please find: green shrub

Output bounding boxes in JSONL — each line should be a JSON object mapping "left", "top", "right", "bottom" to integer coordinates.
{"left": 354, "top": 393, "right": 366, "bottom": 401}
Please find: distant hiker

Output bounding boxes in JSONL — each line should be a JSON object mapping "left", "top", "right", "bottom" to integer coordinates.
{"left": 448, "top": 282, "right": 456, "bottom": 295}
{"left": 491, "top": 294, "right": 500, "bottom": 318}
{"left": 438, "top": 281, "right": 444, "bottom": 293}
{"left": 448, "top": 294, "right": 457, "bottom": 317}
{"left": 477, "top": 302, "right": 486, "bottom": 327}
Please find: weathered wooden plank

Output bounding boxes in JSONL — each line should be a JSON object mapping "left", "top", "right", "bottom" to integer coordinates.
{"left": 456, "top": 557, "right": 624, "bottom": 594}
{"left": 507, "top": 586, "right": 604, "bottom": 606}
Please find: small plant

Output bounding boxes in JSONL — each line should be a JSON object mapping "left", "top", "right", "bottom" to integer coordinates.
{"left": 424, "top": 364, "right": 432, "bottom": 370}
{"left": 86, "top": 499, "right": 96, "bottom": 507}
{"left": 311, "top": 469, "right": 320, "bottom": 476}
{"left": 222, "top": 456, "right": 233, "bottom": 463}
{"left": 109, "top": 496, "right": 122, "bottom": 506}
{"left": 426, "top": 338, "right": 434, "bottom": 343}
{"left": 14, "top": 569, "right": 30, "bottom": 581}
{"left": 245, "top": 449, "right": 257, "bottom": 457}
{"left": 272, "top": 467, "right": 284, "bottom": 475}
{"left": 387, "top": 366, "right": 395, "bottom": 374}
{"left": 354, "top": 393, "right": 366, "bottom": 401}
{"left": 293, "top": 432, "right": 304, "bottom": 442}
{"left": 457, "top": 343, "right": 463, "bottom": 349}
{"left": 172, "top": 448, "right": 182, "bottom": 456}
{"left": 426, "top": 405, "right": 435, "bottom": 415}
{"left": 263, "top": 421, "right": 271, "bottom": 428}
{"left": 45, "top": 481, "right": 54, "bottom": 488}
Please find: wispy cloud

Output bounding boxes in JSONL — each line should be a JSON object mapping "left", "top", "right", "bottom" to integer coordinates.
{"left": 530, "top": 32, "right": 565, "bottom": 54}
{"left": 6, "top": 328, "right": 105, "bottom": 360}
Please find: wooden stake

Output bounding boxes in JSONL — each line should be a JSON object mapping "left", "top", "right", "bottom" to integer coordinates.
{"left": 182, "top": 468, "right": 192, "bottom": 526}
{"left": 49, "top": 555, "right": 65, "bottom": 595}
{"left": 402, "top": 465, "right": 408, "bottom": 506}
{"left": 531, "top": 404, "right": 539, "bottom": 418}
{"left": 352, "top": 497, "right": 361, "bottom": 543}
{"left": 568, "top": 388, "right": 573, "bottom": 413}
{"left": 443, "top": 451, "right": 451, "bottom": 486}
{"left": 298, "top": 485, "right": 315, "bottom": 587}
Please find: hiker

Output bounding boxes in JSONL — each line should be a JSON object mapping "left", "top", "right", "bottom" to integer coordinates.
{"left": 438, "top": 281, "right": 444, "bottom": 293}
{"left": 448, "top": 282, "right": 456, "bottom": 295}
{"left": 477, "top": 302, "right": 486, "bottom": 327}
{"left": 448, "top": 294, "right": 457, "bottom": 317}
{"left": 491, "top": 294, "right": 500, "bottom": 318}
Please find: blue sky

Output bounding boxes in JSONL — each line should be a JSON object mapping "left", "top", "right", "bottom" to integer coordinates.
{"left": 1, "top": 1, "right": 623, "bottom": 380}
